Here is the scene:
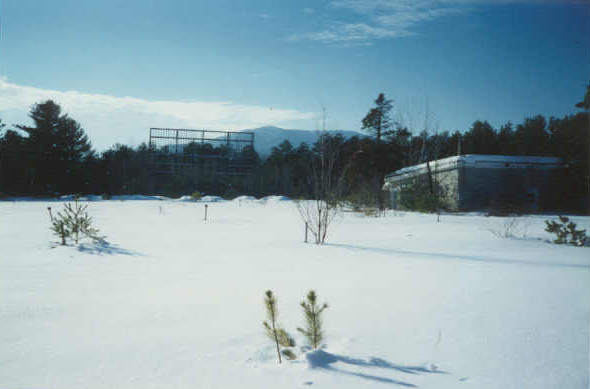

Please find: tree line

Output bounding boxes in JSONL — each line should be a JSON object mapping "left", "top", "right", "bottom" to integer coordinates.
{"left": 1, "top": 88, "right": 588, "bottom": 212}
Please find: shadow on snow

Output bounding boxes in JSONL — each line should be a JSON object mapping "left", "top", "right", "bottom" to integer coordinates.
{"left": 326, "top": 243, "right": 588, "bottom": 269}
{"left": 306, "top": 349, "right": 446, "bottom": 387}
{"left": 76, "top": 241, "right": 143, "bottom": 256}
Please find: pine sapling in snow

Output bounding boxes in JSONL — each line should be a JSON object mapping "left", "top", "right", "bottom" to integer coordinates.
{"left": 263, "top": 290, "right": 295, "bottom": 363}
{"left": 545, "top": 216, "right": 588, "bottom": 246}
{"left": 281, "top": 349, "right": 297, "bottom": 361}
{"left": 277, "top": 327, "right": 296, "bottom": 348}
{"left": 297, "top": 290, "right": 328, "bottom": 349}
{"left": 47, "top": 200, "right": 104, "bottom": 245}
{"left": 48, "top": 206, "right": 70, "bottom": 245}
{"left": 63, "top": 200, "right": 102, "bottom": 244}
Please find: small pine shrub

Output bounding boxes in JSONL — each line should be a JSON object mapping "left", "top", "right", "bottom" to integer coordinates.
{"left": 262, "top": 290, "right": 295, "bottom": 363}
{"left": 281, "top": 349, "right": 297, "bottom": 360}
{"left": 297, "top": 290, "right": 328, "bottom": 349}
{"left": 48, "top": 207, "right": 70, "bottom": 245}
{"left": 191, "top": 191, "right": 202, "bottom": 201}
{"left": 276, "top": 328, "right": 296, "bottom": 348}
{"left": 48, "top": 200, "right": 104, "bottom": 245}
{"left": 545, "top": 216, "right": 588, "bottom": 246}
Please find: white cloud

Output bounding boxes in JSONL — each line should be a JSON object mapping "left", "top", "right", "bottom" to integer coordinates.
{"left": 290, "top": 22, "right": 412, "bottom": 43}
{"left": 290, "top": 0, "right": 464, "bottom": 44}
{"left": 303, "top": 8, "right": 315, "bottom": 14}
{"left": 291, "top": 0, "right": 580, "bottom": 44}
{"left": 0, "top": 79, "right": 315, "bottom": 151}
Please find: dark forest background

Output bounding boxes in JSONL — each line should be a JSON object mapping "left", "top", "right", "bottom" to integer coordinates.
{"left": 1, "top": 88, "right": 588, "bottom": 213}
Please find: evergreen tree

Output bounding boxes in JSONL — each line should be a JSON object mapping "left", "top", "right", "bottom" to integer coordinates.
{"left": 514, "top": 115, "right": 550, "bottom": 156}
{"left": 16, "top": 100, "right": 94, "bottom": 194}
{"left": 0, "top": 119, "right": 30, "bottom": 195}
{"left": 462, "top": 120, "right": 499, "bottom": 154}
{"left": 360, "top": 94, "right": 399, "bottom": 210}
{"left": 575, "top": 84, "right": 589, "bottom": 111}
{"left": 297, "top": 290, "right": 328, "bottom": 348}
{"left": 362, "top": 93, "right": 394, "bottom": 142}
{"left": 498, "top": 122, "right": 516, "bottom": 155}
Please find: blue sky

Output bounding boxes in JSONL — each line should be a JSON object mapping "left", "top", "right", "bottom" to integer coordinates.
{"left": 0, "top": 0, "right": 587, "bottom": 151}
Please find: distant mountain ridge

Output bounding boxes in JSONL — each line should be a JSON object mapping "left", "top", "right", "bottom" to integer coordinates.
{"left": 243, "top": 126, "right": 364, "bottom": 157}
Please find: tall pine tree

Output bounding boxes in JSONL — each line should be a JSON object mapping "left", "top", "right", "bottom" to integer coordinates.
{"left": 361, "top": 93, "right": 396, "bottom": 210}
{"left": 362, "top": 93, "right": 394, "bottom": 143}
{"left": 16, "top": 100, "right": 94, "bottom": 194}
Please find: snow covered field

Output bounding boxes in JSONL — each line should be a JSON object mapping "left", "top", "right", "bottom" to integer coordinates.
{"left": 1, "top": 197, "right": 588, "bottom": 389}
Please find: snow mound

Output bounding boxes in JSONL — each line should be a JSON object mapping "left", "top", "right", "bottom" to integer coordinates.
{"left": 72, "top": 195, "right": 103, "bottom": 201}
{"left": 175, "top": 195, "right": 225, "bottom": 202}
{"left": 4, "top": 195, "right": 100, "bottom": 202}
{"left": 200, "top": 195, "right": 225, "bottom": 202}
{"left": 2, "top": 196, "right": 38, "bottom": 201}
{"left": 258, "top": 195, "right": 291, "bottom": 203}
{"left": 84, "top": 195, "right": 103, "bottom": 201}
{"left": 233, "top": 195, "right": 257, "bottom": 202}
{"left": 110, "top": 195, "right": 168, "bottom": 201}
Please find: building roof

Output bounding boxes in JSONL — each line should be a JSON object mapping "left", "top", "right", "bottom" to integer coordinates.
{"left": 385, "top": 154, "right": 563, "bottom": 183}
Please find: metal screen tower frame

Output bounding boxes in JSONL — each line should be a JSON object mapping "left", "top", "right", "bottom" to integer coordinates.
{"left": 147, "top": 128, "right": 255, "bottom": 176}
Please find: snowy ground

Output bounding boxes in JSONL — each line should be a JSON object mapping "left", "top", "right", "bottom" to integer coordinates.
{"left": 1, "top": 197, "right": 588, "bottom": 389}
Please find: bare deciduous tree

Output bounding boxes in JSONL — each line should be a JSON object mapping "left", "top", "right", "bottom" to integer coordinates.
{"left": 296, "top": 107, "right": 346, "bottom": 245}
{"left": 396, "top": 96, "right": 435, "bottom": 166}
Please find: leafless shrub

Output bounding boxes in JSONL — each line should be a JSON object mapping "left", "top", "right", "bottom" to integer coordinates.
{"left": 296, "top": 131, "right": 347, "bottom": 244}
{"left": 485, "top": 216, "right": 529, "bottom": 239}
{"left": 297, "top": 106, "right": 350, "bottom": 244}
{"left": 297, "top": 199, "right": 341, "bottom": 244}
